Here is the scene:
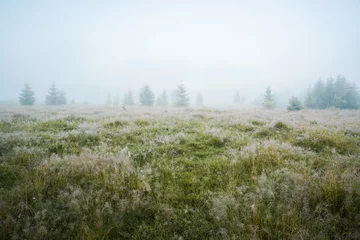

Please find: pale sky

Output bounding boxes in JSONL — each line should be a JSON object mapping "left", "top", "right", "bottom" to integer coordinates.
{"left": 1, "top": 0, "right": 359, "bottom": 105}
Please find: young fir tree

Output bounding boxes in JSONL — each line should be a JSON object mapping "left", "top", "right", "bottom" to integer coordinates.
{"left": 287, "top": 96, "right": 303, "bottom": 111}
{"left": 334, "top": 74, "right": 349, "bottom": 109}
{"left": 113, "top": 93, "right": 120, "bottom": 107}
{"left": 234, "top": 91, "right": 246, "bottom": 105}
{"left": 45, "top": 83, "right": 59, "bottom": 105}
{"left": 313, "top": 79, "right": 326, "bottom": 109}
{"left": 196, "top": 92, "right": 204, "bottom": 107}
{"left": 262, "top": 86, "right": 276, "bottom": 109}
{"left": 19, "top": 83, "right": 36, "bottom": 105}
{"left": 123, "top": 89, "right": 135, "bottom": 106}
{"left": 324, "top": 77, "right": 335, "bottom": 108}
{"left": 139, "top": 85, "right": 155, "bottom": 106}
{"left": 343, "top": 82, "right": 360, "bottom": 109}
{"left": 57, "top": 91, "right": 67, "bottom": 105}
{"left": 174, "top": 83, "right": 190, "bottom": 107}
{"left": 106, "top": 94, "right": 112, "bottom": 106}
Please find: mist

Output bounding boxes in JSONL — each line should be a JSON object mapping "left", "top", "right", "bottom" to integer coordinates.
{"left": 1, "top": 0, "right": 359, "bottom": 106}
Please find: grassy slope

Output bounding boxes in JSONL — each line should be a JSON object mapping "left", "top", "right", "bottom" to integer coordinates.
{"left": 0, "top": 106, "right": 360, "bottom": 239}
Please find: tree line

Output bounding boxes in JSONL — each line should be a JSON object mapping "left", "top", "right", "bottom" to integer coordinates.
{"left": 18, "top": 75, "right": 359, "bottom": 110}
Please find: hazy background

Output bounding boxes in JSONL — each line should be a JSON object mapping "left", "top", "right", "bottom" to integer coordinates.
{"left": 1, "top": 0, "right": 359, "bottom": 106}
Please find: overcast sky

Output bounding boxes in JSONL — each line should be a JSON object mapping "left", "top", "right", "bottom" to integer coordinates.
{"left": 1, "top": 0, "right": 359, "bottom": 105}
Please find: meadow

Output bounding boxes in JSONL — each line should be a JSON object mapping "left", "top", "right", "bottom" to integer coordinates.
{"left": 0, "top": 106, "right": 359, "bottom": 239}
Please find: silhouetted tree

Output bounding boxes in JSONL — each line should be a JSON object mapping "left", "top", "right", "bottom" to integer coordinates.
{"left": 45, "top": 83, "right": 59, "bottom": 105}
{"left": 174, "top": 83, "right": 190, "bottom": 107}
{"left": 123, "top": 89, "right": 135, "bottom": 106}
{"left": 196, "top": 92, "right": 203, "bottom": 107}
{"left": 234, "top": 91, "right": 246, "bottom": 105}
{"left": 324, "top": 77, "right": 335, "bottom": 108}
{"left": 155, "top": 90, "right": 169, "bottom": 107}
{"left": 113, "top": 93, "right": 120, "bottom": 107}
{"left": 139, "top": 85, "right": 155, "bottom": 106}
{"left": 106, "top": 94, "right": 112, "bottom": 106}
{"left": 262, "top": 86, "right": 276, "bottom": 109}
{"left": 287, "top": 96, "right": 303, "bottom": 111}
{"left": 57, "top": 91, "right": 67, "bottom": 105}
{"left": 19, "top": 83, "right": 35, "bottom": 105}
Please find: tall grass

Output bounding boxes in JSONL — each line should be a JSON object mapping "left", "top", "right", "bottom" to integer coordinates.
{"left": 0, "top": 106, "right": 359, "bottom": 239}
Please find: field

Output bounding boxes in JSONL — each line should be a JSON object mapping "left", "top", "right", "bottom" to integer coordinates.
{"left": 1, "top": 106, "right": 360, "bottom": 239}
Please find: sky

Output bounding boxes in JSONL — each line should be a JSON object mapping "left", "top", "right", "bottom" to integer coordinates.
{"left": 0, "top": 0, "right": 359, "bottom": 105}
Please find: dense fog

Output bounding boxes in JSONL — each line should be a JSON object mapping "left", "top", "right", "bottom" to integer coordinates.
{"left": 1, "top": 0, "right": 359, "bottom": 107}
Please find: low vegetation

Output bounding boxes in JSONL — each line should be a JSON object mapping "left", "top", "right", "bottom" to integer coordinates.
{"left": 1, "top": 106, "right": 360, "bottom": 239}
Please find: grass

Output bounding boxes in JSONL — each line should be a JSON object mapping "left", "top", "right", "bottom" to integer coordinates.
{"left": 0, "top": 106, "right": 360, "bottom": 239}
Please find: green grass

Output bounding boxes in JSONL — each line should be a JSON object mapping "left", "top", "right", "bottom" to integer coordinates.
{"left": 0, "top": 107, "right": 360, "bottom": 239}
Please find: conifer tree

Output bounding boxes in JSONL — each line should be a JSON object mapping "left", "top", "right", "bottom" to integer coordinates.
{"left": 196, "top": 92, "right": 204, "bottom": 107}
{"left": 45, "top": 83, "right": 59, "bottom": 105}
{"left": 287, "top": 96, "right": 303, "bottom": 111}
{"left": 123, "top": 89, "right": 135, "bottom": 106}
{"left": 57, "top": 91, "right": 67, "bottom": 105}
{"left": 262, "top": 86, "right": 276, "bottom": 109}
{"left": 234, "top": 91, "right": 246, "bottom": 105}
{"left": 139, "top": 85, "right": 155, "bottom": 106}
{"left": 174, "top": 83, "right": 190, "bottom": 107}
{"left": 19, "top": 83, "right": 36, "bottom": 105}
{"left": 113, "top": 93, "right": 120, "bottom": 107}
{"left": 106, "top": 94, "right": 112, "bottom": 106}
{"left": 324, "top": 77, "right": 335, "bottom": 108}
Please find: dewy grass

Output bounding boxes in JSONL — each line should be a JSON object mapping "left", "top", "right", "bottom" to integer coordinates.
{"left": 0, "top": 106, "right": 360, "bottom": 239}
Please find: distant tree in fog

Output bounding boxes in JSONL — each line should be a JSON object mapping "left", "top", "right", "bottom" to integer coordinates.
{"left": 305, "top": 75, "right": 359, "bottom": 109}
{"left": 123, "top": 89, "right": 135, "bottom": 106}
{"left": 57, "top": 91, "right": 67, "bottom": 105}
{"left": 156, "top": 90, "right": 169, "bottom": 107}
{"left": 19, "top": 83, "right": 35, "bottom": 105}
{"left": 139, "top": 85, "right": 155, "bottom": 106}
{"left": 287, "top": 96, "right": 303, "bottom": 111}
{"left": 113, "top": 93, "right": 120, "bottom": 107}
{"left": 174, "top": 83, "right": 190, "bottom": 107}
{"left": 196, "top": 92, "right": 203, "bottom": 107}
{"left": 234, "top": 91, "right": 246, "bottom": 105}
{"left": 45, "top": 83, "right": 59, "bottom": 105}
{"left": 106, "top": 94, "right": 112, "bottom": 106}
{"left": 262, "top": 86, "right": 276, "bottom": 109}
{"left": 70, "top": 98, "right": 76, "bottom": 104}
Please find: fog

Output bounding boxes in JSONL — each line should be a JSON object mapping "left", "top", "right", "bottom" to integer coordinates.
{"left": 1, "top": 0, "right": 359, "bottom": 106}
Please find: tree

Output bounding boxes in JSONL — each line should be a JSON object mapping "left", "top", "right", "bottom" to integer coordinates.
{"left": 343, "top": 82, "right": 360, "bottom": 109}
{"left": 19, "top": 83, "right": 35, "bottom": 105}
{"left": 196, "top": 92, "right": 204, "bottom": 107}
{"left": 155, "top": 90, "right": 169, "bottom": 107}
{"left": 70, "top": 98, "right": 76, "bottom": 104}
{"left": 123, "top": 89, "right": 135, "bottom": 106}
{"left": 106, "top": 94, "right": 112, "bottom": 106}
{"left": 113, "top": 93, "right": 120, "bottom": 107}
{"left": 304, "top": 86, "right": 315, "bottom": 109}
{"left": 334, "top": 75, "right": 349, "bottom": 109}
{"left": 57, "top": 91, "right": 67, "bottom": 105}
{"left": 45, "top": 83, "right": 59, "bottom": 105}
{"left": 174, "top": 83, "right": 190, "bottom": 107}
{"left": 287, "top": 96, "right": 303, "bottom": 111}
{"left": 312, "top": 79, "right": 326, "bottom": 109}
{"left": 139, "top": 85, "right": 155, "bottom": 106}
{"left": 262, "top": 86, "right": 276, "bottom": 109}
{"left": 324, "top": 77, "right": 335, "bottom": 108}
{"left": 234, "top": 91, "right": 246, "bottom": 105}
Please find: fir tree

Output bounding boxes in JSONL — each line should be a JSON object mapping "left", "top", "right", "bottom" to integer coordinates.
{"left": 45, "top": 83, "right": 59, "bottom": 105}
{"left": 334, "top": 75, "right": 349, "bottom": 109}
{"left": 343, "top": 82, "right": 360, "bottom": 109}
{"left": 113, "top": 93, "right": 120, "bottom": 107}
{"left": 106, "top": 94, "right": 112, "bottom": 106}
{"left": 19, "top": 83, "right": 35, "bottom": 105}
{"left": 262, "top": 86, "right": 276, "bottom": 109}
{"left": 287, "top": 96, "right": 303, "bottom": 111}
{"left": 57, "top": 91, "right": 67, "bottom": 105}
{"left": 174, "top": 83, "right": 190, "bottom": 107}
{"left": 234, "top": 91, "right": 246, "bottom": 105}
{"left": 196, "top": 92, "right": 204, "bottom": 107}
{"left": 123, "top": 89, "right": 135, "bottom": 106}
{"left": 313, "top": 79, "right": 326, "bottom": 109}
{"left": 139, "top": 85, "right": 155, "bottom": 106}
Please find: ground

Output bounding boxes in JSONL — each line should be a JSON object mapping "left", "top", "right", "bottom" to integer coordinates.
{"left": 0, "top": 106, "right": 360, "bottom": 239}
